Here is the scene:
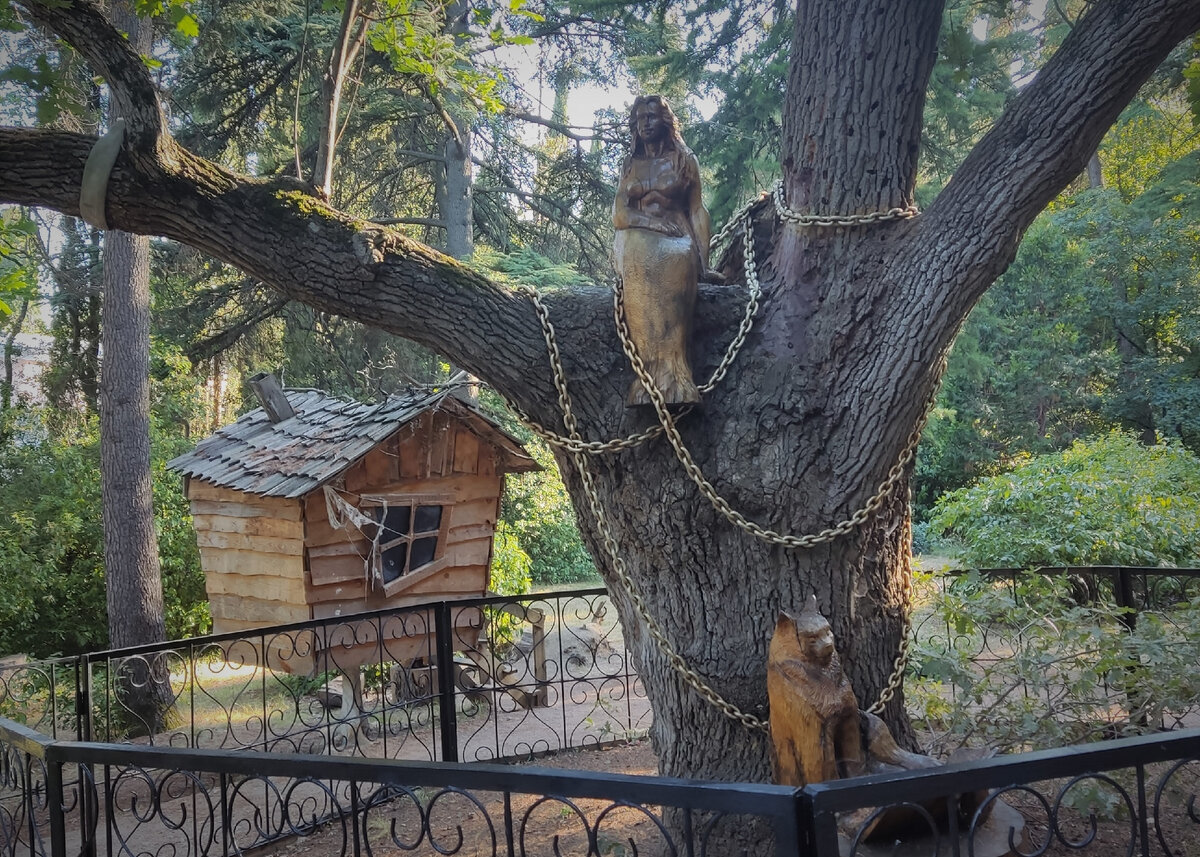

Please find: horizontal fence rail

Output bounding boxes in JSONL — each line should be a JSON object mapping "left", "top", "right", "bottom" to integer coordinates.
{"left": 0, "top": 717, "right": 803, "bottom": 857}
{"left": 5, "top": 716, "right": 1199, "bottom": 857}
{"left": 3, "top": 574, "right": 1199, "bottom": 857}
{"left": 1, "top": 588, "right": 648, "bottom": 764}
{"left": 805, "top": 728, "right": 1200, "bottom": 857}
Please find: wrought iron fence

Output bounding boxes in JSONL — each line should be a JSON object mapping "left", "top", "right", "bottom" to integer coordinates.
{"left": 0, "top": 716, "right": 803, "bottom": 857}
{"left": 2, "top": 576, "right": 1200, "bottom": 857}
{"left": 5, "top": 715, "right": 1199, "bottom": 857}
{"left": 909, "top": 566, "right": 1200, "bottom": 751}
{"left": 0, "top": 589, "right": 648, "bottom": 764}
{"left": 806, "top": 727, "right": 1200, "bottom": 857}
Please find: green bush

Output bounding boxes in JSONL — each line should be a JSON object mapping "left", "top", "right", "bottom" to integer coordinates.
{"left": 488, "top": 521, "right": 532, "bottom": 596}
{"left": 908, "top": 568, "right": 1200, "bottom": 753}
{"left": 487, "top": 408, "right": 597, "bottom": 587}
{"left": 0, "top": 407, "right": 209, "bottom": 657}
{"left": 930, "top": 432, "right": 1200, "bottom": 568}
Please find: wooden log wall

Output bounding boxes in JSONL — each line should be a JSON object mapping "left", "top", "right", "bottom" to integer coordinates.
{"left": 187, "top": 408, "right": 507, "bottom": 673}
{"left": 187, "top": 479, "right": 309, "bottom": 635}
{"left": 303, "top": 409, "right": 502, "bottom": 619}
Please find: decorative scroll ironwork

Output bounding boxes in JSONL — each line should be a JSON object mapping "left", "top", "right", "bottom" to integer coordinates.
{"left": 37, "top": 589, "right": 648, "bottom": 768}
{"left": 908, "top": 566, "right": 1200, "bottom": 752}
{"left": 809, "top": 729, "right": 1200, "bottom": 857}
{"left": 3, "top": 576, "right": 1199, "bottom": 857}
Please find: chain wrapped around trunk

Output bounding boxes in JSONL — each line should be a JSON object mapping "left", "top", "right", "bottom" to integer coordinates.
{"left": 501, "top": 185, "right": 942, "bottom": 728}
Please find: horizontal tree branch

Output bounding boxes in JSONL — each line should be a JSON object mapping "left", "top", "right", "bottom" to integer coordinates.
{"left": 3, "top": 0, "right": 640, "bottom": 426}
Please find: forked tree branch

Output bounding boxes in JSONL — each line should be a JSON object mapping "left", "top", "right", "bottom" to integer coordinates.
{"left": 920, "top": 0, "right": 1200, "bottom": 329}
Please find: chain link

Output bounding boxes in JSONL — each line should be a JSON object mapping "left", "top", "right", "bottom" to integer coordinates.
{"left": 517, "top": 271, "right": 771, "bottom": 731}
{"left": 508, "top": 188, "right": 940, "bottom": 729}
{"left": 772, "top": 180, "right": 920, "bottom": 227}
{"left": 866, "top": 508, "right": 916, "bottom": 716}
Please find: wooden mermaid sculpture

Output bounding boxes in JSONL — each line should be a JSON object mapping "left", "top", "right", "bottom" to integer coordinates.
{"left": 613, "top": 95, "right": 717, "bottom": 407}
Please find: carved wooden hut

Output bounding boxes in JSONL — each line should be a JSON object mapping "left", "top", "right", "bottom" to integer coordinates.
{"left": 168, "top": 378, "right": 538, "bottom": 663}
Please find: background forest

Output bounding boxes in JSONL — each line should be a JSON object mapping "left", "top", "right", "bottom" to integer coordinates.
{"left": 1, "top": 0, "right": 1199, "bottom": 659}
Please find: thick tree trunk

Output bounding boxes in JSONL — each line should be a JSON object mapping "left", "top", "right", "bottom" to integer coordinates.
{"left": 557, "top": 1, "right": 944, "bottom": 784}
{"left": 7, "top": 0, "right": 1200, "bottom": 806}
{"left": 99, "top": 5, "right": 171, "bottom": 733}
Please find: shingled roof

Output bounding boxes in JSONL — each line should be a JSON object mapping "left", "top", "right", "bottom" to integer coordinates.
{"left": 168, "top": 387, "right": 536, "bottom": 498}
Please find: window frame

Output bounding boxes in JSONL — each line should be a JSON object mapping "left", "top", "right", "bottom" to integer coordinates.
{"left": 359, "top": 493, "right": 453, "bottom": 596}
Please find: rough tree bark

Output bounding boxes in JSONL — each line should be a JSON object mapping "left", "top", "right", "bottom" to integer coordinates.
{"left": 4, "top": 0, "right": 1199, "bottom": 792}
{"left": 99, "top": 3, "right": 173, "bottom": 733}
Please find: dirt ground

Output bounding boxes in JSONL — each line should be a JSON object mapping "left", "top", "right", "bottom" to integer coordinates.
{"left": 261, "top": 739, "right": 665, "bottom": 857}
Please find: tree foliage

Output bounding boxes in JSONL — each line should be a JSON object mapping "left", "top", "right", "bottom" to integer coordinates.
{"left": 931, "top": 432, "right": 1200, "bottom": 568}
{"left": 0, "top": 400, "right": 208, "bottom": 658}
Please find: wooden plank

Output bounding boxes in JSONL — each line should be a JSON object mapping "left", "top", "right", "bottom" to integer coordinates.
{"left": 195, "top": 530, "right": 305, "bottom": 555}
{"left": 307, "top": 577, "right": 368, "bottom": 604}
{"left": 190, "top": 514, "right": 304, "bottom": 540}
{"left": 344, "top": 445, "right": 397, "bottom": 495}
{"left": 209, "top": 593, "right": 308, "bottom": 625}
{"left": 479, "top": 449, "right": 496, "bottom": 476}
{"left": 402, "top": 412, "right": 432, "bottom": 479}
{"left": 204, "top": 572, "right": 307, "bottom": 604}
{"left": 188, "top": 498, "right": 304, "bottom": 522}
{"left": 197, "top": 547, "right": 304, "bottom": 577}
{"left": 308, "top": 552, "right": 370, "bottom": 587}
{"left": 311, "top": 598, "right": 371, "bottom": 620}
{"left": 452, "top": 428, "right": 480, "bottom": 474}
{"left": 307, "top": 541, "right": 369, "bottom": 559}
{"left": 387, "top": 475, "right": 501, "bottom": 503}
{"left": 188, "top": 480, "right": 301, "bottom": 510}
{"left": 400, "top": 564, "right": 488, "bottom": 597}
{"left": 447, "top": 522, "right": 493, "bottom": 542}
{"left": 447, "top": 497, "right": 498, "bottom": 532}
{"left": 446, "top": 536, "right": 493, "bottom": 568}
{"left": 303, "top": 515, "right": 361, "bottom": 548}
{"left": 428, "top": 413, "right": 451, "bottom": 477}
{"left": 303, "top": 493, "right": 367, "bottom": 546}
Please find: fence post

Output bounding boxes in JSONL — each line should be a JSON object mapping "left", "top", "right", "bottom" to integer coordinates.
{"left": 1114, "top": 568, "right": 1138, "bottom": 632}
{"left": 1114, "top": 567, "right": 1150, "bottom": 728}
{"left": 434, "top": 601, "right": 459, "bottom": 762}
{"left": 78, "top": 654, "right": 93, "bottom": 743}
{"left": 45, "top": 750, "right": 67, "bottom": 857}
{"left": 800, "top": 786, "right": 841, "bottom": 857}
{"left": 785, "top": 789, "right": 811, "bottom": 857}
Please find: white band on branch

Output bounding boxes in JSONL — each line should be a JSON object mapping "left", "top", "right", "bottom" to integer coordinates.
{"left": 79, "top": 118, "right": 126, "bottom": 230}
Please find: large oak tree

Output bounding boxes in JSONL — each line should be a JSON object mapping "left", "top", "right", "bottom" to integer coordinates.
{"left": 3, "top": 0, "right": 1199, "bottom": 788}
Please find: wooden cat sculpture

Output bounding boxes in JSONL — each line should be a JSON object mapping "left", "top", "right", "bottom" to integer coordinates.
{"left": 767, "top": 597, "right": 1002, "bottom": 847}
{"left": 766, "top": 594, "right": 867, "bottom": 786}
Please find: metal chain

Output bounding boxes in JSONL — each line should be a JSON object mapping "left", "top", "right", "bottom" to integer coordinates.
{"left": 612, "top": 246, "right": 943, "bottom": 550}
{"left": 866, "top": 507, "right": 916, "bottom": 716}
{"left": 509, "top": 188, "right": 940, "bottom": 728}
{"left": 518, "top": 273, "right": 770, "bottom": 731}
{"left": 771, "top": 180, "right": 919, "bottom": 227}
{"left": 500, "top": 190, "right": 766, "bottom": 456}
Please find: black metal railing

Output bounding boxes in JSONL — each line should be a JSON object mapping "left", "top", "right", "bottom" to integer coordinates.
{"left": 0, "top": 716, "right": 804, "bottom": 857}
{"left": 0, "top": 589, "right": 647, "bottom": 763}
{"left": 806, "top": 727, "right": 1200, "bottom": 856}
{"left": 909, "top": 566, "right": 1200, "bottom": 750}
{"left": 5, "top": 714, "right": 1199, "bottom": 856}
{"left": 2, "top": 573, "right": 1199, "bottom": 856}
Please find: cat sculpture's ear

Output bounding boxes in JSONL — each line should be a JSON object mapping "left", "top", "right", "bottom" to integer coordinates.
{"left": 774, "top": 610, "right": 797, "bottom": 632}
{"left": 800, "top": 593, "right": 820, "bottom": 619}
